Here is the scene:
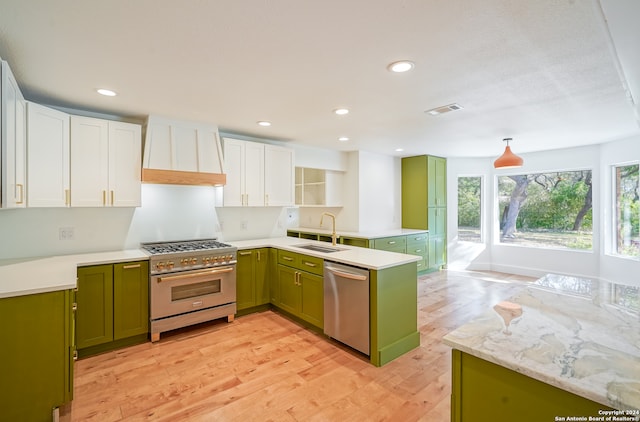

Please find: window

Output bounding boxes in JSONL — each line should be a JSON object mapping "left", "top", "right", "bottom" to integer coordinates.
{"left": 458, "top": 176, "right": 482, "bottom": 242}
{"left": 614, "top": 164, "right": 639, "bottom": 258}
{"left": 497, "top": 170, "right": 592, "bottom": 250}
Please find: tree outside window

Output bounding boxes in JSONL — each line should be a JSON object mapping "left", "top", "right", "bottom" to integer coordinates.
{"left": 614, "top": 164, "right": 639, "bottom": 258}
{"left": 457, "top": 177, "right": 482, "bottom": 242}
{"left": 497, "top": 170, "right": 592, "bottom": 250}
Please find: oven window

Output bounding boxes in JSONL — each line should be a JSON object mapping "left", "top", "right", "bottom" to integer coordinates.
{"left": 171, "top": 279, "right": 221, "bottom": 301}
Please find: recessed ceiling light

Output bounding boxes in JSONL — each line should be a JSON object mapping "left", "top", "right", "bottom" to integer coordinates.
{"left": 338, "top": 137, "right": 349, "bottom": 142}
{"left": 387, "top": 61, "right": 415, "bottom": 73}
{"left": 334, "top": 108, "right": 349, "bottom": 115}
{"left": 97, "top": 88, "right": 117, "bottom": 97}
{"left": 257, "top": 121, "right": 272, "bottom": 127}
{"left": 395, "top": 148, "right": 404, "bottom": 152}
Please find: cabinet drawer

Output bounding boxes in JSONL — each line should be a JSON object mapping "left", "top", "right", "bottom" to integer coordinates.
{"left": 299, "top": 255, "right": 323, "bottom": 276}
{"left": 278, "top": 250, "right": 300, "bottom": 267}
{"left": 373, "top": 235, "right": 407, "bottom": 252}
{"left": 406, "top": 233, "right": 429, "bottom": 246}
{"left": 407, "top": 244, "right": 427, "bottom": 258}
{"left": 277, "top": 250, "right": 323, "bottom": 276}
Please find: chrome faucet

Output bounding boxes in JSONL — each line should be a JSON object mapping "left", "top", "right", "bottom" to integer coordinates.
{"left": 320, "top": 212, "right": 338, "bottom": 245}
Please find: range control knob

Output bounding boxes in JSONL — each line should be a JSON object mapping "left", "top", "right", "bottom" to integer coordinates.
{"left": 167, "top": 261, "right": 174, "bottom": 269}
{"left": 190, "top": 258, "right": 198, "bottom": 265}
{"left": 203, "top": 257, "right": 210, "bottom": 264}
{"left": 156, "top": 262, "right": 165, "bottom": 270}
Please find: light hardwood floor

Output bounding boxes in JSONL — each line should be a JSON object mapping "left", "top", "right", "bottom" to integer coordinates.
{"left": 62, "top": 270, "right": 534, "bottom": 421}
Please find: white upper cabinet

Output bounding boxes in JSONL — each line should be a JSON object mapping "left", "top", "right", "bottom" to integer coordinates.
{"left": 223, "top": 137, "right": 264, "bottom": 206}
{"left": 1, "top": 60, "right": 27, "bottom": 208}
{"left": 26, "top": 102, "right": 70, "bottom": 207}
{"left": 222, "top": 138, "right": 294, "bottom": 207}
{"left": 70, "top": 116, "right": 141, "bottom": 207}
{"left": 142, "top": 115, "right": 225, "bottom": 185}
{"left": 264, "top": 144, "right": 294, "bottom": 206}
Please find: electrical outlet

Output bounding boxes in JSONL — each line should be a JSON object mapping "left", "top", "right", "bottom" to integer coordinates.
{"left": 241, "top": 221, "right": 248, "bottom": 230}
{"left": 59, "top": 227, "right": 75, "bottom": 240}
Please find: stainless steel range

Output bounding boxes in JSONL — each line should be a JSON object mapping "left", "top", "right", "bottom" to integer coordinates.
{"left": 141, "top": 239, "right": 237, "bottom": 342}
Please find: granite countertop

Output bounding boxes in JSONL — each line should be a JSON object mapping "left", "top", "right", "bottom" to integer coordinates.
{"left": 287, "top": 227, "right": 428, "bottom": 239}
{"left": 229, "top": 237, "right": 420, "bottom": 270}
{"left": 0, "top": 250, "right": 149, "bottom": 299}
{"left": 443, "top": 274, "right": 640, "bottom": 411}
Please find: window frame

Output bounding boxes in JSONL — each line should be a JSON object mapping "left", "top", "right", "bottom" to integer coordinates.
{"left": 611, "top": 161, "right": 640, "bottom": 261}
{"left": 457, "top": 174, "right": 484, "bottom": 244}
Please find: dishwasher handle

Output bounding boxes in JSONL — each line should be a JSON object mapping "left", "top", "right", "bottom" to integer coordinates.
{"left": 325, "top": 266, "right": 368, "bottom": 281}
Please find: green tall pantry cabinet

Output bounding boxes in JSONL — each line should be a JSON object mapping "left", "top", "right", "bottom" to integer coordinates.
{"left": 402, "top": 155, "right": 447, "bottom": 270}
{"left": 76, "top": 260, "right": 149, "bottom": 357}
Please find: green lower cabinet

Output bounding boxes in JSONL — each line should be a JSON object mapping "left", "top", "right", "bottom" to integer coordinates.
{"left": 236, "top": 248, "right": 270, "bottom": 312}
{"left": 0, "top": 289, "right": 74, "bottom": 421}
{"left": 269, "top": 248, "right": 279, "bottom": 304}
{"left": 451, "top": 350, "right": 612, "bottom": 421}
{"left": 76, "top": 260, "right": 149, "bottom": 358}
{"left": 275, "top": 250, "right": 324, "bottom": 330}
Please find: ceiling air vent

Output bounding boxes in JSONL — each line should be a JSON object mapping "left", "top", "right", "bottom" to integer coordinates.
{"left": 425, "top": 103, "right": 464, "bottom": 116}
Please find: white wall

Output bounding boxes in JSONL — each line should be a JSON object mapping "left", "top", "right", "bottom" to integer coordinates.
{"left": 357, "top": 150, "right": 401, "bottom": 232}
{"left": 447, "top": 137, "right": 640, "bottom": 285}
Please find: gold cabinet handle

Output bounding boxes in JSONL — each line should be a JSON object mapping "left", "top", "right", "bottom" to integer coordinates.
{"left": 257, "top": 250, "right": 261, "bottom": 261}
{"left": 303, "top": 261, "right": 316, "bottom": 268}
{"left": 239, "top": 251, "right": 252, "bottom": 256}
{"left": 282, "top": 256, "right": 293, "bottom": 261}
{"left": 122, "top": 264, "right": 141, "bottom": 269}
{"left": 110, "top": 190, "right": 114, "bottom": 205}
{"left": 65, "top": 189, "right": 70, "bottom": 206}
{"left": 265, "top": 193, "right": 269, "bottom": 206}
{"left": 102, "top": 190, "right": 106, "bottom": 206}
{"left": 72, "top": 303, "right": 77, "bottom": 311}
{"left": 388, "top": 241, "right": 396, "bottom": 245}
{"left": 16, "top": 184, "right": 24, "bottom": 204}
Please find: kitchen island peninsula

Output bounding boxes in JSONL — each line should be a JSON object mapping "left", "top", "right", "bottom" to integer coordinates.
{"left": 443, "top": 274, "right": 640, "bottom": 421}
{"left": 230, "top": 237, "right": 421, "bottom": 367}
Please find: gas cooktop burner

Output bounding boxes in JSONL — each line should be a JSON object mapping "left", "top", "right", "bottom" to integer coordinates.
{"left": 141, "top": 239, "right": 233, "bottom": 255}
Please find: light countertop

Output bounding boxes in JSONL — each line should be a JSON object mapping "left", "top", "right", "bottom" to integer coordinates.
{"left": 443, "top": 274, "right": 640, "bottom": 411}
{"left": 229, "top": 237, "right": 420, "bottom": 270}
{"left": 0, "top": 250, "right": 148, "bottom": 299}
{"left": 288, "top": 227, "right": 428, "bottom": 239}
{"left": 1, "top": 236, "right": 420, "bottom": 299}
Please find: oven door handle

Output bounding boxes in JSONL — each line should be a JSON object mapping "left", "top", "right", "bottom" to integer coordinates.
{"left": 157, "top": 267, "right": 234, "bottom": 283}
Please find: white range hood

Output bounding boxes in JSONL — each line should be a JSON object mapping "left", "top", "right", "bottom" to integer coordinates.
{"left": 142, "top": 115, "right": 226, "bottom": 186}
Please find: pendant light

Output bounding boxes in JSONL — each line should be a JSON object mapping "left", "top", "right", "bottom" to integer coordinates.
{"left": 494, "top": 138, "right": 523, "bottom": 169}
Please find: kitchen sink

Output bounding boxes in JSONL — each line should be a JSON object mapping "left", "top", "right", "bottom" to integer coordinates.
{"left": 295, "top": 244, "right": 344, "bottom": 253}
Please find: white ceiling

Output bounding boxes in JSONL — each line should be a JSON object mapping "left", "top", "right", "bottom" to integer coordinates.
{"left": 0, "top": 0, "right": 638, "bottom": 159}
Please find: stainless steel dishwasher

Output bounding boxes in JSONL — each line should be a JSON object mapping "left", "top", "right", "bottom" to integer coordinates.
{"left": 323, "top": 261, "right": 370, "bottom": 355}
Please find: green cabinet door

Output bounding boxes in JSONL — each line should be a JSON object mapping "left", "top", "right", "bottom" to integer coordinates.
{"left": 237, "top": 248, "right": 270, "bottom": 311}
{"left": 427, "top": 155, "right": 447, "bottom": 207}
{"left": 0, "top": 290, "right": 74, "bottom": 422}
{"left": 76, "top": 264, "right": 114, "bottom": 349}
{"left": 113, "top": 261, "right": 149, "bottom": 340}
{"left": 401, "top": 155, "right": 429, "bottom": 229}
{"left": 236, "top": 250, "right": 256, "bottom": 310}
{"left": 269, "top": 248, "right": 279, "bottom": 304}
{"left": 299, "top": 271, "right": 323, "bottom": 328}
{"left": 255, "top": 248, "right": 270, "bottom": 305}
{"left": 428, "top": 206, "right": 446, "bottom": 236}
{"left": 277, "top": 264, "right": 300, "bottom": 315}
{"left": 429, "top": 234, "right": 446, "bottom": 270}
{"left": 77, "top": 260, "right": 149, "bottom": 357}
